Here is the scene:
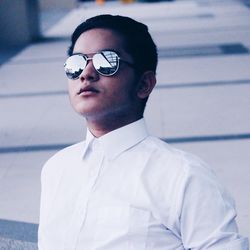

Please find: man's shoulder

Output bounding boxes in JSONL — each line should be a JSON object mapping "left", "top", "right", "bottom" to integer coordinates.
{"left": 144, "top": 136, "right": 200, "bottom": 161}
{"left": 42, "top": 141, "right": 85, "bottom": 176}
{"left": 143, "top": 135, "right": 210, "bottom": 174}
{"left": 48, "top": 140, "right": 84, "bottom": 161}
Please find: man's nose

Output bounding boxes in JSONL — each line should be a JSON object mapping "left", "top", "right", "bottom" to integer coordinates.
{"left": 79, "top": 60, "right": 99, "bottom": 82}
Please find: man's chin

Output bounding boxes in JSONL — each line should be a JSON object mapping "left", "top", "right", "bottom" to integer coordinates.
{"left": 73, "top": 104, "right": 95, "bottom": 117}
{"left": 75, "top": 108, "right": 102, "bottom": 119}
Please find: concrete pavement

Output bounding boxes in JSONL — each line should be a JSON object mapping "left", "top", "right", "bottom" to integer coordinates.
{"left": 0, "top": 0, "right": 250, "bottom": 248}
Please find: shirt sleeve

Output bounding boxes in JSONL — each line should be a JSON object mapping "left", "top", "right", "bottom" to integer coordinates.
{"left": 38, "top": 161, "right": 49, "bottom": 250}
{"left": 176, "top": 158, "right": 249, "bottom": 250}
{"left": 38, "top": 155, "right": 64, "bottom": 250}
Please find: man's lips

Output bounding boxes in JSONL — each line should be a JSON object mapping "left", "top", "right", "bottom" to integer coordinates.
{"left": 77, "top": 86, "right": 99, "bottom": 95}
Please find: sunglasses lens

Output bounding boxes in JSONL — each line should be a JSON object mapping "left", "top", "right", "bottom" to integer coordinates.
{"left": 64, "top": 55, "right": 87, "bottom": 79}
{"left": 93, "top": 51, "right": 119, "bottom": 76}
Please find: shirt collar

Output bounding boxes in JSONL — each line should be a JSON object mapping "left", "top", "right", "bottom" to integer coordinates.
{"left": 82, "top": 118, "right": 149, "bottom": 160}
{"left": 81, "top": 128, "right": 95, "bottom": 159}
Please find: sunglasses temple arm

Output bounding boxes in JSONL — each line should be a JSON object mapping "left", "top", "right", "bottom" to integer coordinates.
{"left": 120, "top": 59, "right": 135, "bottom": 68}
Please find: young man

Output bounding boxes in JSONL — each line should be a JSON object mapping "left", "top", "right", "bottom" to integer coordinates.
{"left": 38, "top": 15, "right": 249, "bottom": 250}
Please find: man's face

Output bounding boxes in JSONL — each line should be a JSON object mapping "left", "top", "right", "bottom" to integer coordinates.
{"left": 67, "top": 28, "right": 140, "bottom": 121}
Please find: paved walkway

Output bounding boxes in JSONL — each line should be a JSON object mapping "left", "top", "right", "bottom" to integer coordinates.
{"left": 0, "top": 0, "right": 250, "bottom": 248}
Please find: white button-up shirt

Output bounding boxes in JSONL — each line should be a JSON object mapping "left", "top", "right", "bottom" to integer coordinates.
{"left": 38, "top": 119, "right": 249, "bottom": 250}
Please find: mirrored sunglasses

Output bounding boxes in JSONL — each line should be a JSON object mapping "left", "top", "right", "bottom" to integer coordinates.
{"left": 64, "top": 50, "right": 134, "bottom": 79}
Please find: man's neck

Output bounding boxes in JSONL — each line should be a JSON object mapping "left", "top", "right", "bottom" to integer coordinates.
{"left": 86, "top": 113, "right": 143, "bottom": 138}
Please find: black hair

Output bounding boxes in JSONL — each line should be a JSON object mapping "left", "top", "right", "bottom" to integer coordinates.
{"left": 68, "top": 14, "right": 158, "bottom": 75}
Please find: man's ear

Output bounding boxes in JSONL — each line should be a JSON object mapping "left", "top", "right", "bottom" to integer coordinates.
{"left": 137, "top": 71, "right": 156, "bottom": 99}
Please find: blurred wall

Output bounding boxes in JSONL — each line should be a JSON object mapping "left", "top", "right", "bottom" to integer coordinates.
{"left": 0, "top": 0, "right": 40, "bottom": 48}
{"left": 39, "top": 0, "right": 76, "bottom": 10}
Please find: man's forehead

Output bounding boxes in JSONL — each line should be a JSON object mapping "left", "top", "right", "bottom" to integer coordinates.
{"left": 73, "top": 29, "right": 131, "bottom": 60}
{"left": 77, "top": 28, "right": 124, "bottom": 42}
{"left": 74, "top": 29, "right": 125, "bottom": 51}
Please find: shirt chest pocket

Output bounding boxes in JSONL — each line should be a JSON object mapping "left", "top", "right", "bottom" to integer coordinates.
{"left": 94, "top": 206, "right": 150, "bottom": 249}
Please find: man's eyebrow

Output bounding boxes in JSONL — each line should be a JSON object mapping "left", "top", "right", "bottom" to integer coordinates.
{"left": 99, "top": 48, "right": 119, "bottom": 53}
{"left": 71, "top": 49, "right": 120, "bottom": 57}
{"left": 72, "top": 52, "right": 85, "bottom": 55}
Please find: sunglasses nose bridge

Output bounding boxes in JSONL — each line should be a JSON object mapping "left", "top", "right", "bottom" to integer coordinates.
{"left": 79, "top": 57, "right": 99, "bottom": 81}
{"left": 82, "top": 57, "right": 95, "bottom": 70}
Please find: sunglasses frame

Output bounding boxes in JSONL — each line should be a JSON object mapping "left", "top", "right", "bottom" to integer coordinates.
{"left": 64, "top": 50, "right": 134, "bottom": 79}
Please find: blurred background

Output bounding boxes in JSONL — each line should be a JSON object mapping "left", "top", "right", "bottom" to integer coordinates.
{"left": 0, "top": 0, "right": 250, "bottom": 248}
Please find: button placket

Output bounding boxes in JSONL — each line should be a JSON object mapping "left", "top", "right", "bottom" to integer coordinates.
{"left": 64, "top": 142, "right": 105, "bottom": 250}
